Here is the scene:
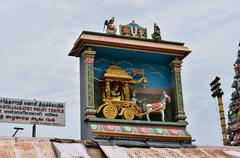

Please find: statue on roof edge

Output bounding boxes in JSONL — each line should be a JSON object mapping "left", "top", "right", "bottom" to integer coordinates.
{"left": 152, "top": 23, "right": 161, "bottom": 41}
{"left": 104, "top": 17, "right": 117, "bottom": 35}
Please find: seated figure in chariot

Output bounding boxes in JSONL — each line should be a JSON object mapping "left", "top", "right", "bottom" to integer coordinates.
{"left": 111, "top": 83, "right": 121, "bottom": 101}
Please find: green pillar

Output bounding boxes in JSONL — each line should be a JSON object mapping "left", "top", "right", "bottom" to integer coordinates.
{"left": 81, "top": 50, "right": 96, "bottom": 117}
{"left": 170, "top": 58, "right": 186, "bottom": 122}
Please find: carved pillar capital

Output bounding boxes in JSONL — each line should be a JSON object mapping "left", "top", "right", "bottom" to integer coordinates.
{"left": 170, "top": 58, "right": 183, "bottom": 72}
{"left": 81, "top": 49, "right": 96, "bottom": 63}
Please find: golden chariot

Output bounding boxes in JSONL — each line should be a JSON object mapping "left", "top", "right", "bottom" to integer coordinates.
{"left": 96, "top": 65, "right": 147, "bottom": 120}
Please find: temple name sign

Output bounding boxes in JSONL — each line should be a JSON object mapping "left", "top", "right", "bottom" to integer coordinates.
{"left": 0, "top": 97, "right": 65, "bottom": 126}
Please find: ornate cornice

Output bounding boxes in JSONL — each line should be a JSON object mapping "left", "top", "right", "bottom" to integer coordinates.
{"left": 69, "top": 31, "right": 191, "bottom": 58}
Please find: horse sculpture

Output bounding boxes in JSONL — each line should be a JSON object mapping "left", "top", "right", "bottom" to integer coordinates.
{"left": 143, "top": 91, "right": 171, "bottom": 121}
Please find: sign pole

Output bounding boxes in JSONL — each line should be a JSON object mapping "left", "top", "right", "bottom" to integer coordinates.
{"left": 12, "top": 127, "right": 24, "bottom": 137}
{"left": 32, "top": 124, "right": 36, "bottom": 137}
{"left": 210, "top": 76, "right": 227, "bottom": 145}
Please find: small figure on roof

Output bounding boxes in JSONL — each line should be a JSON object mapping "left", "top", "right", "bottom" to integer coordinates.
{"left": 151, "top": 23, "right": 161, "bottom": 41}
{"left": 104, "top": 17, "right": 117, "bottom": 35}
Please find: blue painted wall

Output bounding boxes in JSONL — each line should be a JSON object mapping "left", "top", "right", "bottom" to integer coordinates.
{"left": 94, "top": 47, "right": 174, "bottom": 89}
{"left": 93, "top": 47, "right": 176, "bottom": 121}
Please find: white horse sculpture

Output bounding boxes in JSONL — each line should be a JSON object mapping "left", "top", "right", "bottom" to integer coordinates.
{"left": 143, "top": 91, "right": 171, "bottom": 121}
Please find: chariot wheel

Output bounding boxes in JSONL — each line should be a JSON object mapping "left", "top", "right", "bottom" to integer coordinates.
{"left": 123, "top": 109, "right": 135, "bottom": 120}
{"left": 103, "top": 104, "right": 118, "bottom": 119}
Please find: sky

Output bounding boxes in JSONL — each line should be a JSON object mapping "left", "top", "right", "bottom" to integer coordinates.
{"left": 0, "top": 0, "right": 239, "bottom": 146}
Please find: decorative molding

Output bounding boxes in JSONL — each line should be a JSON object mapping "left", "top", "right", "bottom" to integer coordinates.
{"left": 86, "top": 118, "right": 188, "bottom": 127}
{"left": 89, "top": 122, "right": 191, "bottom": 142}
{"left": 69, "top": 32, "right": 191, "bottom": 58}
{"left": 80, "top": 34, "right": 189, "bottom": 52}
{"left": 84, "top": 57, "right": 94, "bottom": 64}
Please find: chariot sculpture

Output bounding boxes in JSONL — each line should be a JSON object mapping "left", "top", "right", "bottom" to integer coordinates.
{"left": 96, "top": 65, "right": 171, "bottom": 121}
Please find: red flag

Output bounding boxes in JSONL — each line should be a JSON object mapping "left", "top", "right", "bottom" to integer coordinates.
{"left": 132, "top": 69, "right": 144, "bottom": 76}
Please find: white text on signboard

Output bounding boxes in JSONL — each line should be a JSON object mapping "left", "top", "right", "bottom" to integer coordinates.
{"left": 0, "top": 98, "right": 65, "bottom": 126}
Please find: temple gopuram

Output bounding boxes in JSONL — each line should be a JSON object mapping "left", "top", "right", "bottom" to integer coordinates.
{"left": 69, "top": 19, "right": 193, "bottom": 147}
{"left": 228, "top": 42, "right": 240, "bottom": 145}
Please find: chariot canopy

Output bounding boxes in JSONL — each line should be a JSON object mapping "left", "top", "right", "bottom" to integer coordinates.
{"left": 104, "top": 65, "right": 132, "bottom": 81}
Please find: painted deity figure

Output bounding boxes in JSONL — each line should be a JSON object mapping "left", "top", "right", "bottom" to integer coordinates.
{"left": 151, "top": 23, "right": 161, "bottom": 41}
{"left": 111, "top": 83, "right": 121, "bottom": 101}
{"left": 232, "top": 78, "right": 240, "bottom": 97}
{"left": 231, "top": 131, "right": 240, "bottom": 145}
{"left": 104, "top": 17, "right": 117, "bottom": 35}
